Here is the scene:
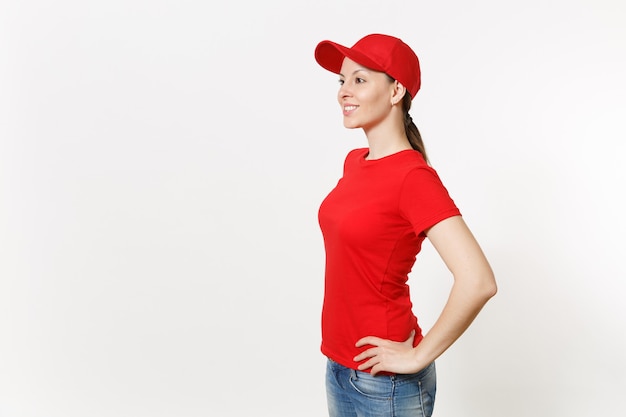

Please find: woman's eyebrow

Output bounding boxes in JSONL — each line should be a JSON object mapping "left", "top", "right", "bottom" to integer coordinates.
{"left": 338, "top": 69, "right": 369, "bottom": 77}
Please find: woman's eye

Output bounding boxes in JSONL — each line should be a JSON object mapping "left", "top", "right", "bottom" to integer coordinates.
{"left": 338, "top": 79, "right": 345, "bottom": 85}
{"left": 356, "top": 78, "right": 365, "bottom": 83}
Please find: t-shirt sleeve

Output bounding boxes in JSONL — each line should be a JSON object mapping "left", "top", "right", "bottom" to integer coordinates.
{"left": 398, "top": 167, "right": 461, "bottom": 236}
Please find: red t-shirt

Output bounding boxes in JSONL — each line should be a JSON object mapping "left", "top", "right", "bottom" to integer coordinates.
{"left": 318, "top": 148, "right": 461, "bottom": 371}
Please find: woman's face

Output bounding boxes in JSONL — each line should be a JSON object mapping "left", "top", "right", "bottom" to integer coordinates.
{"left": 337, "top": 57, "right": 395, "bottom": 130}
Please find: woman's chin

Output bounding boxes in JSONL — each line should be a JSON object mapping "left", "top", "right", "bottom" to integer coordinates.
{"left": 342, "top": 120, "right": 360, "bottom": 129}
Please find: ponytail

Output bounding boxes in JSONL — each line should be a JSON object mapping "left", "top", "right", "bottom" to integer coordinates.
{"left": 402, "top": 93, "right": 429, "bottom": 164}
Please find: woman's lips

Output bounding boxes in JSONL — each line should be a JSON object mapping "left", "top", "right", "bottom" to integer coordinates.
{"left": 343, "top": 105, "right": 358, "bottom": 116}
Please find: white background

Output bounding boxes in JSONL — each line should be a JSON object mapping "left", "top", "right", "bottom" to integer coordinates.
{"left": 1, "top": 1, "right": 625, "bottom": 416}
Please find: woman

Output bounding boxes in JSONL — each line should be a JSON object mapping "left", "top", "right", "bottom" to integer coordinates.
{"left": 315, "top": 34, "right": 497, "bottom": 417}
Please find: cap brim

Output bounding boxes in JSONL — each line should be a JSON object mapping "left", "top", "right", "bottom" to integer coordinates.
{"left": 315, "top": 40, "right": 385, "bottom": 75}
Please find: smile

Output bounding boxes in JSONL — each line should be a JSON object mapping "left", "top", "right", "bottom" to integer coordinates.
{"left": 343, "top": 105, "right": 359, "bottom": 116}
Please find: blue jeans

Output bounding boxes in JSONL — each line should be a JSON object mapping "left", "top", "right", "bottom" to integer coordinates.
{"left": 326, "top": 358, "right": 437, "bottom": 417}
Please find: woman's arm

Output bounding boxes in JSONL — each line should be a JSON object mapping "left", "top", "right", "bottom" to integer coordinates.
{"left": 354, "top": 215, "right": 497, "bottom": 375}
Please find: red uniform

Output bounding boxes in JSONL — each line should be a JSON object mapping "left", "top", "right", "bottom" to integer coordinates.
{"left": 318, "top": 148, "right": 460, "bottom": 371}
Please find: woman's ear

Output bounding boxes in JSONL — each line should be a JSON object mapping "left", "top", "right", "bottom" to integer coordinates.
{"left": 390, "top": 81, "right": 407, "bottom": 106}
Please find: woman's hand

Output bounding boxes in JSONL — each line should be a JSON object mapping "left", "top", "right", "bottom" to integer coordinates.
{"left": 354, "top": 330, "right": 425, "bottom": 376}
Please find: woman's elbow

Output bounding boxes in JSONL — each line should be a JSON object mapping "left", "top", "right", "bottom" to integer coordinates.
{"left": 454, "top": 275, "right": 497, "bottom": 303}
{"left": 479, "top": 270, "right": 497, "bottom": 301}
{"left": 461, "top": 269, "right": 497, "bottom": 303}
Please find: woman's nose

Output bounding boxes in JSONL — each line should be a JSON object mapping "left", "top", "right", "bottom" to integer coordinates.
{"left": 338, "top": 84, "right": 351, "bottom": 99}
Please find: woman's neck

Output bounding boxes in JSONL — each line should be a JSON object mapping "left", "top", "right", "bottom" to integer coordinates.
{"left": 363, "top": 122, "right": 411, "bottom": 160}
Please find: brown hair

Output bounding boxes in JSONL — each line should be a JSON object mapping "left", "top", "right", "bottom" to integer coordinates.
{"left": 401, "top": 93, "right": 429, "bottom": 164}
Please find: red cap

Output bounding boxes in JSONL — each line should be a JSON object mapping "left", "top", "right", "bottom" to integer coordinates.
{"left": 315, "top": 34, "right": 421, "bottom": 98}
